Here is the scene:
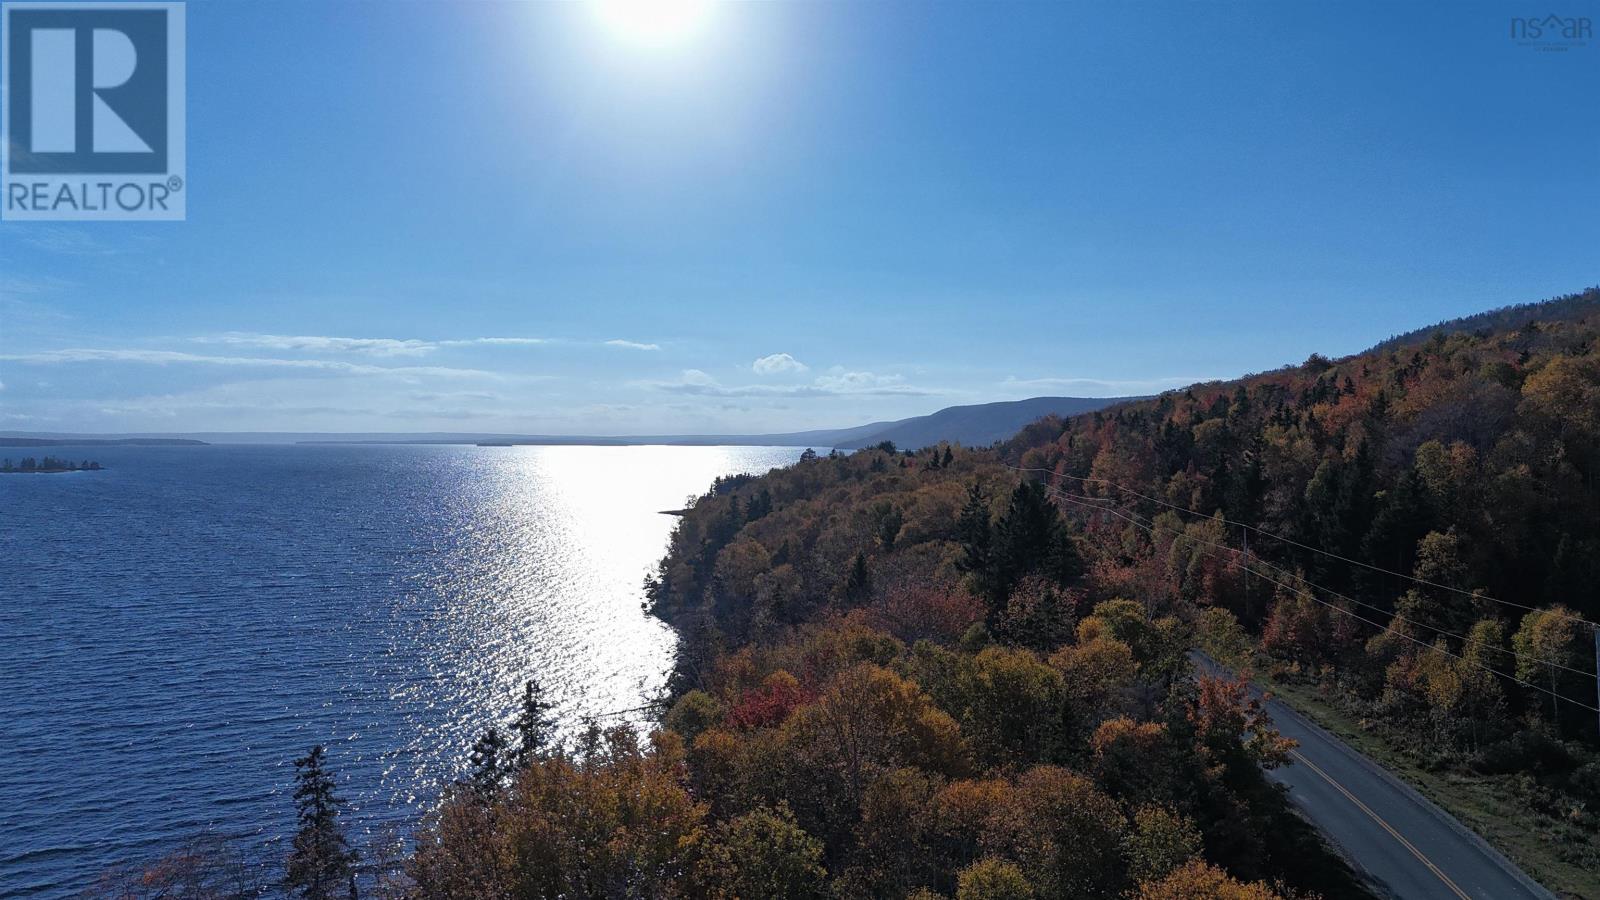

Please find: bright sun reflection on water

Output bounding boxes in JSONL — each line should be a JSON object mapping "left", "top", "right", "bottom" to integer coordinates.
{"left": 382, "top": 445, "right": 797, "bottom": 807}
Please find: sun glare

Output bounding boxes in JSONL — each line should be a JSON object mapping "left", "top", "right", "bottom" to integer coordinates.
{"left": 592, "top": 0, "right": 714, "bottom": 48}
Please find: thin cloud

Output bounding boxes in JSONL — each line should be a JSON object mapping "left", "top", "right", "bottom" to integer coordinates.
{"left": 1001, "top": 374, "right": 1213, "bottom": 394}
{"left": 646, "top": 368, "right": 933, "bottom": 398}
{"left": 0, "top": 274, "right": 77, "bottom": 296}
{"left": 14, "top": 226, "right": 122, "bottom": 256}
{"left": 815, "top": 370, "right": 911, "bottom": 393}
{"left": 202, "top": 332, "right": 556, "bottom": 355}
{"left": 184, "top": 333, "right": 662, "bottom": 358}
{"left": 753, "top": 352, "right": 808, "bottom": 375}
{"left": 94, "top": 396, "right": 379, "bottom": 418}
{"left": 198, "top": 332, "right": 435, "bottom": 357}
{"left": 408, "top": 390, "right": 501, "bottom": 402}
{"left": 441, "top": 337, "right": 551, "bottom": 347}
{"left": 2, "top": 348, "right": 492, "bottom": 378}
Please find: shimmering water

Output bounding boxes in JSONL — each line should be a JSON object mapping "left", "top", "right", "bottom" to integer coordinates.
{"left": 0, "top": 443, "right": 800, "bottom": 897}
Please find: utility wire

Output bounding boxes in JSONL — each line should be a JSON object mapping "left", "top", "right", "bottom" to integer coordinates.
{"left": 1006, "top": 463, "right": 1599, "bottom": 630}
{"left": 1039, "top": 482, "right": 1600, "bottom": 714}
{"left": 1053, "top": 485, "right": 1595, "bottom": 678}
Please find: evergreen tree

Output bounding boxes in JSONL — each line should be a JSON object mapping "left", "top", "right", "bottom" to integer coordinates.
{"left": 874, "top": 503, "right": 904, "bottom": 551}
{"left": 969, "top": 481, "right": 1085, "bottom": 620}
{"left": 1357, "top": 468, "right": 1435, "bottom": 605}
{"left": 843, "top": 552, "right": 872, "bottom": 605}
{"left": 956, "top": 483, "right": 995, "bottom": 595}
{"left": 286, "top": 745, "right": 356, "bottom": 900}
{"left": 994, "top": 481, "right": 1082, "bottom": 583}
{"left": 466, "top": 727, "right": 510, "bottom": 798}
{"left": 744, "top": 487, "right": 774, "bottom": 522}
{"left": 513, "top": 679, "right": 556, "bottom": 765}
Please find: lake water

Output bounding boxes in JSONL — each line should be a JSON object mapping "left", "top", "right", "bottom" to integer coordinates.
{"left": 0, "top": 443, "right": 801, "bottom": 898}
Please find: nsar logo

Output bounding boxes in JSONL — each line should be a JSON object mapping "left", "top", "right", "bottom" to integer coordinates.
{"left": 2, "top": 2, "right": 185, "bottom": 220}
{"left": 1510, "top": 13, "right": 1592, "bottom": 50}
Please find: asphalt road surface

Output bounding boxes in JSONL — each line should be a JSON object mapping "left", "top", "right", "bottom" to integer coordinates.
{"left": 1194, "top": 657, "right": 1555, "bottom": 899}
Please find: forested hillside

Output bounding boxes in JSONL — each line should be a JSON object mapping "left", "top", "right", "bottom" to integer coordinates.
{"left": 410, "top": 436, "right": 1357, "bottom": 898}
{"left": 398, "top": 289, "right": 1600, "bottom": 898}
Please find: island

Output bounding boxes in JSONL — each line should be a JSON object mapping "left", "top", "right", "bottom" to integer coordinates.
{"left": 1, "top": 456, "right": 103, "bottom": 473}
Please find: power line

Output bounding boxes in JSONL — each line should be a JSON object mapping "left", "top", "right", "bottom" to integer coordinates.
{"left": 1049, "top": 486, "right": 1600, "bottom": 711}
{"left": 1038, "top": 482, "right": 1600, "bottom": 714}
{"left": 1006, "top": 463, "right": 1599, "bottom": 630}
{"left": 1061, "top": 486, "right": 1595, "bottom": 678}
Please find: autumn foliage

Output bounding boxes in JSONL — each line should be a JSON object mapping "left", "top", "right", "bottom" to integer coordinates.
{"left": 398, "top": 290, "right": 1600, "bottom": 896}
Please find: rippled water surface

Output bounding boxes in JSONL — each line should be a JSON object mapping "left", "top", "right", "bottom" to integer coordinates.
{"left": 0, "top": 443, "right": 801, "bottom": 897}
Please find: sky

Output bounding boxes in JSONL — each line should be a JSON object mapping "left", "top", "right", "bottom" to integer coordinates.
{"left": 1, "top": 0, "right": 1596, "bottom": 435}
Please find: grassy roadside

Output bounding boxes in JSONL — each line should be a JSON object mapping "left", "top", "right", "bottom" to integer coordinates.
{"left": 1261, "top": 676, "right": 1596, "bottom": 900}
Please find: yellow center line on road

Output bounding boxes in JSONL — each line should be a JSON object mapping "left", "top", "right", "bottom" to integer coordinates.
{"left": 1288, "top": 748, "right": 1473, "bottom": 900}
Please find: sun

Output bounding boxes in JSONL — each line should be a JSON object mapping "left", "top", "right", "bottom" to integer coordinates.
{"left": 592, "top": 0, "right": 715, "bottom": 49}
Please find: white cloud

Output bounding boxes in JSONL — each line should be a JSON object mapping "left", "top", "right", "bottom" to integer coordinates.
{"left": 752, "top": 352, "right": 808, "bottom": 375}
{"left": 605, "top": 339, "right": 662, "bottom": 351}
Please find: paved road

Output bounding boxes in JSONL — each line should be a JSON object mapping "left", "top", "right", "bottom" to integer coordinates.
{"left": 1196, "top": 658, "right": 1554, "bottom": 900}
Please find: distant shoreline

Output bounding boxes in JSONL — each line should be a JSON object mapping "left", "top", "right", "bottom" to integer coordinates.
{"left": 0, "top": 395, "right": 1142, "bottom": 452}
{"left": 0, "top": 438, "right": 206, "bottom": 448}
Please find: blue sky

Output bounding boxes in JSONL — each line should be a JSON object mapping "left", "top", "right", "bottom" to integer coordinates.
{"left": 1, "top": 0, "right": 1596, "bottom": 434}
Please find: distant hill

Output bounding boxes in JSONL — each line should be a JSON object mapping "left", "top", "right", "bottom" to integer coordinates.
{"left": 834, "top": 396, "right": 1140, "bottom": 450}
{"left": 282, "top": 399, "right": 1136, "bottom": 451}
{"left": 0, "top": 399, "right": 1135, "bottom": 451}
